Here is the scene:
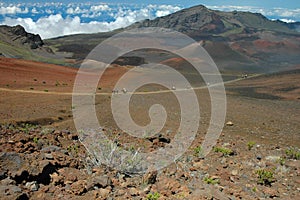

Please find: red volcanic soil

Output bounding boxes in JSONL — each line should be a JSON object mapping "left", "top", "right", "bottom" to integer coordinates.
{"left": 0, "top": 57, "right": 77, "bottom": 92}
{"left": 0, "top": 57, "right": 128, "bottom": 92}
{"left": 160, "top": 57, "right": 186, "bottom": 70}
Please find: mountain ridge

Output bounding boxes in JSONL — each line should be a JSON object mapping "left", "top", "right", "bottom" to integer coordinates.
{"left": 1, "top": 5, "right": 300, "bottom": 73}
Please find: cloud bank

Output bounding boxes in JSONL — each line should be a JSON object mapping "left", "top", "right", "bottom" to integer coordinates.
{"left": 0, "top": 3, "right": 181, "bottom": 39}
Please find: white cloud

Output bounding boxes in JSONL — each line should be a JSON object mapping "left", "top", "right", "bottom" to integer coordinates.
{"left": 207, "top": 5, "right": 300, "bottom": 20}
{"left": 279, "top": 18, "right": 296, "bottom": 23}
{"left": 31, "top": 7, "right": 38, "bottom": 14}
{"left": 0, "top": 3, "right": 182, "bottom": 39}
{"left": 90, "top": 4, "right": 110, "bottom": 12}
{"left": 0, "top": 6, "right": 28, "bottom": 15}
{"left": 2, "top": 13, "right": 151, "bottom": 39}
{"left": 66, "top": 6, "right": 88, "bottom": 14}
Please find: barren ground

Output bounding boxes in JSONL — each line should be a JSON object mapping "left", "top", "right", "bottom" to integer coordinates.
{"left": 0, "top": 58, "right": 299, "bottom": 199}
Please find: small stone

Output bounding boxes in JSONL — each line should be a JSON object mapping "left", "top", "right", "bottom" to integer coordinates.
{"left": 50, "top": 172, "right": 64, "bottom": 185}
{"left": 143, "top": 171, "right": 157, "bottom": 184}
{"left": 25, "top": 181, "right": 39, "bottom": 191}
{"left": 231, "top": 170, "right": 238, "bottom": 176}
{"left": 98, "top": 188, "right": 110, "bottom": 198}
{"left": 210, "top": 175, "right": 220, "bottom": 180}
{"left": 266, "top": 156, "right": 281, "bottom": 162}
{"left": 44, "top": 153, "right": 53, "bottom": 160}
{"left": 256, "top": 155, "right": 262, "bottom": 160}
{"left": 226, "top": 121, "right": 234, "bottom": 126}
{"left": 86, "top": 175, "right": 111, "bottom": 191}
{"left": 8, "top": 140, "right": 15, "bottom": 144}
{"left": 129, "top": 187, "right": 139, "bottom": 196}
{"left": 143, "top": 185, "right": 151, "bottom": 193}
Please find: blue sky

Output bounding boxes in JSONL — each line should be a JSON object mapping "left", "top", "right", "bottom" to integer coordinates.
{"left": 0, "top": 0, "right": 299, "bottom": 38}
{"left": 104, "top": 0, "right": 296, "bottom": 8}
{"left": 2, "top": 0, "right": 298, "bottom": 8}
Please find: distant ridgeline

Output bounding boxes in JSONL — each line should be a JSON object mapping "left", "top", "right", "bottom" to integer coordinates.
{"left": 1, "top": 5, "right": 300, "bottom": 73}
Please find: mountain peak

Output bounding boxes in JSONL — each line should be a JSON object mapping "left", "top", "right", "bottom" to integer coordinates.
{"left": 128, "top": 4, "right": 297, "bottom": 38}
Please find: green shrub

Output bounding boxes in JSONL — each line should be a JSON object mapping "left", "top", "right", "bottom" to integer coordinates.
{"left": 278, "top": 157, "right": 286, "bottom": 165}
{"left": 213, "top": 146, "right": 234, "bottom": 156}
{"left": 203, "top": 176, "right": 220, "bottom": 185}
{"left": 146, "top": 192, "right": 160, "bottom": 200}
{"left": 19, "top": 123, "right": 38, "bottom": 134}
{"left": 193, "top": 146, "right": 203, "bottom": 157}
{"left": 256, "top": 169, "right": 275, "bottom": 186}
{"left": 67, "top": 144, "right": 79, "bottom": 154}
{"left": 33, "top": 137, "right": 39, "bottom": 144}
{"left": 285, "top": 147, "right": 300, "bottom": 160}
{"left": 247, "top": 141, "right": 256, "bottom": 150}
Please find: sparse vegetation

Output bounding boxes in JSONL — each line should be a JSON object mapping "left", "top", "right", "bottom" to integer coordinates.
{"left": 285, "top": 147, "right": 300, "bottom": 160}
{"left": 213, "top": 146, "right": 234, "bottom": 156}
{"left": 19, "top": 123, "right": 38, "bottom": 134}
{"left": 146, "top": 192, "right": 160, "bottom": 200}
{"left": 67, "top": 144, "right": 79, "bottom": 154}
{"left": 278, "top": 157, "right": 286, "bottom": 165}
{"left": 247, "top": 141, "right": 256, "bottom": 150}
{"left": 44, "top": 89, "right": 48, "bottom": 92}
{"left": 256, "top": 168, "right": 275, "bottom": 186}
{"left": 203, "top": 176, "right": 220, "bottom": 185}
{"left": 193, "top": 146, "right": 203, "bottom": 157}
{"left": 30, "top": 87, "right": 34, "bottom": 90}
{"left": 33, "top": 137, "right": 39, "bottom": 144}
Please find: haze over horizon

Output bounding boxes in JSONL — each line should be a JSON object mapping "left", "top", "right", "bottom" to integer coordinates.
{"left": 0, "top": 0, "right": 299, "bottom": 39}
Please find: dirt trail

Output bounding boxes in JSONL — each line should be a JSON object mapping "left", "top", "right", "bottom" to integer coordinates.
{"left": 0, "top": 75, "right": 260, "bottom": 96}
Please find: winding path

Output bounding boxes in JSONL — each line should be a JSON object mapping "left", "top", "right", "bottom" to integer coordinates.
{"left": 0, "top": 74, "right": 260, "bottom": 96}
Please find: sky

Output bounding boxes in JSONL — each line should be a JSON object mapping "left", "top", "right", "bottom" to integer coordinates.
{"left": 0, "top": 0, "right": 299, "bottom": 39}
{"left": 2, "top": 0, "right": 297, "bottom": 8}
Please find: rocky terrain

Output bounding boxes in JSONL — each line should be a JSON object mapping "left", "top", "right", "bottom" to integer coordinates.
{"left": 0, "top": 4, "right": 299, "bottom": 200}
{"left": 0, "top": 60, "right": 299, "bottom": 199}
{"left": 0, "top": 120, "right": 299, "bottom": 199}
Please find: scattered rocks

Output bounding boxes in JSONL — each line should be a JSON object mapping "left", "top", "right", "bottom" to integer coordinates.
{"left": 0, "top": 124, "right": 299, "bottom": 199}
